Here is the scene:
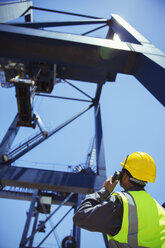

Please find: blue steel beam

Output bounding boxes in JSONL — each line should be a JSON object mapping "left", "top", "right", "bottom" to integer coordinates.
{"left": 7, "top": 19, "right": 108, "bottom": 28}
{"left": 134, "top": 53, "right": 165, "bottom": 106}
{"left": 20, "top": 189, "right": 38, "bottom": 248}
{"left": 28, "top": 211, "right": 39, "bottom": 247}
{"left": 0, "top": 23, "right": 131, "bottom": 82}
{"left": 109, "top": 14, "right": 165, "bottom": 106}
{"left": 0, "top": 164, "right": 103, "bottom": 194}
{"left": 64, "top": 79, "right": 93, "bottom": 100}
{"left": 110, "top": 14, "right": 149, "bottom": 44}
{"left": 0, "top": 114, "right": 20, "bottom": 155}
{"left": 109, "top": 15, "right": 142, "bottom": 44}
{"left": 103, "top": 233, "right": 109, "bottom": 248}
{"left": 0, "top": 188, "right": 78, "bottom": 206}
{"left": 0, "top": 16, "right": 165, "bottom": 106}
{"left": 35, "top": 93, "right": 93, "bottom": 103}
{"left": 21, "top": 6, "right": 103, "bottom": 20}
{"left": 82, "top": 24, "right": 107, "bottom": 36}
{"left": 94, "top": 83, "right": 107, "bottom": 186}
{"left": 73, "top": 194, "right": 82, "bottom": 248}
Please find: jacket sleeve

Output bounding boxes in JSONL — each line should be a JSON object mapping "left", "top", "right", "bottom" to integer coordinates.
{"left": 73, "top": 187, "right": 123, "bottom": 236}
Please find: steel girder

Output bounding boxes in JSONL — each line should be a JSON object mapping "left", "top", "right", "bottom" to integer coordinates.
{"left": 0, "top": 22, "right": 128, "bottom": 83}
{"left": 0, "top": 164, "right": 104, "bottom": 194}
{"left": 0, "top": 186, "right": 78, "bottom": 206}
{"left": 0, "top": 14, "right": 165, "bottom": 105}
{"left": 20, "top": 189, "right": 38, "bottom": 248}
{"left": 110, "top": 15, "right": 165, "bottom": 107}
{"left": 7, "top": 19, "right": 108, "bottom": 28}
{"left": 0, "top": 114, "right": 20, "bottom": 154}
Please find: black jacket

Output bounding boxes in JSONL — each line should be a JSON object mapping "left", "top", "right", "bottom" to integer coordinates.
{"left": 73, "top": 186, "right": 144, "bottom": 236}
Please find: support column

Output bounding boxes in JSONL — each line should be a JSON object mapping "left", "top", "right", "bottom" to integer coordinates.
{"left": 0, "top": 114, "right": 20, "bottom": 155}
{"left": 28, "top": 211, "right": 39, "bottom": 247}
{"left": 73, "top": 194, "right": 82, "bottom": 248}
{"left": 94, "top": 84, "right": 108, "bottom": 247}
{"left": 94, "top": 84, "right": 106, "bottom": 182}
{"left": 19, "top": 189, "right": 38, "bottom": 248}
{"left": 102, "top": 233, "right": 109, "bottom": 248}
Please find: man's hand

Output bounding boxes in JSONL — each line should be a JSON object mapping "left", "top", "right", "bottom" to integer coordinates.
{"left": 103, "top": 176, "right": 119, "bottom": 193}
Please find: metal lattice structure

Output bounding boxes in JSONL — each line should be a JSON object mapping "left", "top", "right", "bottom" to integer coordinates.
{"left": 0, "top": 1, "right": 165, "bottom": 247}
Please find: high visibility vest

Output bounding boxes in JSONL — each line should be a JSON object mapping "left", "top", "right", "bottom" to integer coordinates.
{"left": 107, "top": 190, "right": 165, "bottom": 248}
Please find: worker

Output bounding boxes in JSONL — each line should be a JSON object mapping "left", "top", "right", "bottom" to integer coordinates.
{"left": 73, "top": 152, "right": 165, "bottom": 247}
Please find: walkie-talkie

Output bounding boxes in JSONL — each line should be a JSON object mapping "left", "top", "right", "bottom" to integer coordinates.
{"left": 112, "top": 171, "right": 121, "bottom": 183}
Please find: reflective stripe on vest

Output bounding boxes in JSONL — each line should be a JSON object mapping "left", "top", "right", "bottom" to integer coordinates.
{"left": 107, "top": 191, "right": 140, "bottom": 247}
{"left": 123, "top": 192, "right": 138, "bottom": 246}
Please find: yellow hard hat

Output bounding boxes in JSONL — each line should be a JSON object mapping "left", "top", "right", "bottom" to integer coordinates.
{"left": 120, "top": 152, "right": 156, "bottom": 183}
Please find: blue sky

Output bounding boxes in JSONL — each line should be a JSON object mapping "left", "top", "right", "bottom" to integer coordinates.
{"left": 0, "top": 0, "right": 165, "bottom": 247}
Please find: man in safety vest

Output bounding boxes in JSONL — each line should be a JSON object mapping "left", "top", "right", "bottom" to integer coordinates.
{"left": 73, "top": 152, "right": 165, "bottom": 247}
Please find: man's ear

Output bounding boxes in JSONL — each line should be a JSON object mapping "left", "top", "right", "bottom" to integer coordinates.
{"left": 123, "top": 172, "right": 130, "bottom": 182}
{"left": 122, "top": 172, "right": 127, "bottom": 180}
